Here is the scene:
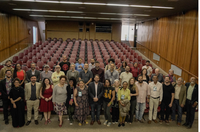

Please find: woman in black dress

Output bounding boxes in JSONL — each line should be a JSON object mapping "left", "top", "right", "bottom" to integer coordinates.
{"left": 9, "top": 78, "right": 25, "bottom": 128}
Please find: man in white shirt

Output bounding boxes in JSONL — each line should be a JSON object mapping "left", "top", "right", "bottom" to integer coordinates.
{"left": 142, "top": 60, "right": 152, "bottom": 77}
{"left": 120, "top": 66, "right": 133, "bottom": 86}
{"left": 148, "top": 75, "right": 163, "bottom": 124}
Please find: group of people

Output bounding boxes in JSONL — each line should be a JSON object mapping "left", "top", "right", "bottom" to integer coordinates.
{"left": 0, "top": 56, "right": 198, "bottom": 129}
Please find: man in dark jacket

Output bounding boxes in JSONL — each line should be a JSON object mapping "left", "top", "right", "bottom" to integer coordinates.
{"left": 26, "top": 63, "right": 40, "bottom": 83}
{"left": 0, "top": 70, "right": 14, "bottom": 124}
{"left": 183, "top": 77, "right": 198, "bottom": 129}
{"left": 88, "top": 74, "right": 104, "bottom": 125}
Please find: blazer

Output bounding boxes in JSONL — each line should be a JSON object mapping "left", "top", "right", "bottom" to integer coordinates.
{"left": 174, "top": 84, "right": 187, "bottom": 105}
{"left": 185, "top": 82, "right": 198, "bottom": 104}
{"left": 25, "top": 82, "right": 41, "bottom": 101}
{"left": 0, "top": 78, "right": 14, "bottom": 100}
{"left": 88, "top": 81, "right": 104, "bottom": 104}
{"left": 26, "top": 70, "right": 41, "bottom": 82}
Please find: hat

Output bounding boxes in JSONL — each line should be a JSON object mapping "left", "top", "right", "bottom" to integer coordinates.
{"left": 44, "top": 65, "right": 49, "bottom": 68}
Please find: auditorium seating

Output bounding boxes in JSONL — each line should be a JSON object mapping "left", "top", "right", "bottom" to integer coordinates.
{"left": 10, "top": 38, "right": 153, "bottom": 72}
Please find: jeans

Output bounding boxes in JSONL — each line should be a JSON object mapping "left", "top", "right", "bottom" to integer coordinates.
{"left": 68, "top": 105, "right": 75, "bottom": 122}
{"left": 171, "top": 99, "right": 182, "bottom": 123}
{"left": 91, "top": 103, "right": 101, "bottom": 121}
{"left": 112, "top": 107, "right": 119, "bottom": 122}
{"left": 126, "top": 99, "right": 136, "bottom": 122}
{"left": 160, "top": 101, "right": 170, "bottom": 121}
{"left": 3, "top": 99, "right": 11, "bottom": 121}
{"left": 135, "top": 102, "right": 146, "bottom": 120}
{"left": 185, "top": 99, "right": 196, "bottom": 126}
{"left": 103, "top": 101, "right": 112, "bottom": 122}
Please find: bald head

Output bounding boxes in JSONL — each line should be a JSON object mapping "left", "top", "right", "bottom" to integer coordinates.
{"left": 155, "top": 68, "right": 160, "bottom": 75}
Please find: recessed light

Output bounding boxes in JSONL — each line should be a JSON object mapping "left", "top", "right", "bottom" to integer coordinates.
{"left": 13, "top": 8, "right": 31, "bottom": 11}
{"left": 152, "top": 6, "right": 174, "bottom": 9}
{"left": 32, "top": 9, "right": 48, "bottom": 12}
{"left": 130, "top": 5, "right": 151, "bottom": 8}
{"left": 84, "top": 2, "right": 106, "bottom": 5}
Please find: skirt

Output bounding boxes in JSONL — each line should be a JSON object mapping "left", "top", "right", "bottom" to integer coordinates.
{"left": 54, "top": 102, "right": 67, "bottom": 116}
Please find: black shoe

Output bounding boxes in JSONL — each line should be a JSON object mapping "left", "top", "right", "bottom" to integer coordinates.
{"left": 122, "top": 123, "right": 125, "bottom": 126}
{"left": 5, "top": 120, "right": 9, "bottom": 125}
{"left": 182, "top": 122, "right": 189, "bottom": 126}
{"left": 118, "top": 124, "right": 121, "bottom": 127}
{"left": 187, "top": 124, "right": 192, "bottom": 129}
{"left": 26, "top": 121, "right": 31, "bottom": 126}
{"left": 35, "top": 120, "right": 39, "bottom": 125}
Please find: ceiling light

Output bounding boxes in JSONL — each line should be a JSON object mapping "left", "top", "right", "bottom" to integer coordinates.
{"left": 35, "top": 0, "right": 59, "bottom": 3}
{"left": 13, "top": 8, "right": 31, "bottom": 11}
{"left": 84, "top": 2, "right": 106, "bottom": 5}
{"left": 110, "top": 18, "right": 122, "bottom": 20}
{"left": 44, "top": 15, "right": 57, "bottom": 17}
{"left": 66, "top": 11, "right": 83, "bottom": 13}
{"left": 107, "top": 3, "right": 129, "bottom": 7}
{"left": 60, "top": 1, "right": 83, "bottom": 4}
{"left": 84, "top": 17, "right": 96, "bottom": 19}
{"left": 32, "top": 9, "right": 48, "bottom": 12}
{"left": 97, "top": 18, "right": 110, "bottom": 20}
{"left": 117, "top": 13, "right": 133, "bottom": 15}
{"left": 100, "top": 13, "right": 117, "bottom": 15}
{"left": 70, "top": 16, "right": 84, "bottom": 19}
{"left": 130, "top": 5, "right": 151, "bottom": 8}
{"left": 133, "top": 14, "right": 150, "bottom": 16}
{"left": 13, "top": 0, "right": 35, "bottom": 1}
{"left": 49, "top": 10, "right": 66, "bottom": 13}
{"left": 152, "top": 6, "right": 174, "bottom": 9}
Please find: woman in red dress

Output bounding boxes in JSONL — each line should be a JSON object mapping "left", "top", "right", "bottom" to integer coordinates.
{"left": 40, "top": 78, "right": 54, "bottom": 125}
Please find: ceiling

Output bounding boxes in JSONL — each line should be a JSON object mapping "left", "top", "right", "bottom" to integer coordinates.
{"left": 0, "top": 0, "right": 198, "bottom": 25}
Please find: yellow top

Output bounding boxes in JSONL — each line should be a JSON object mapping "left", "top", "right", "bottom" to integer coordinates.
{"left": 117, "top": 88, "right": 130, "bottom": 101}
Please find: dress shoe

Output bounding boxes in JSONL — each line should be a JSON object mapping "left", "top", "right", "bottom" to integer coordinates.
{"left": 97, "top": 120, "right": 101, "bottom": 125}
{"left": 118, "top": 124, "right": 121, "bottom": 127}
{"left": 153, "top": 119, "right": 158, "bottom": 123}
{"left": 177, "top": 122, "right": 181, "bottom": 126}
{"left": 122, "top": 123, "right": 125, "bottom": 126}
{"left": 26, "top": 121, "right": 31, "bottom": 126}
{"left": 139, "top": 120, "right": 144, "bottom": 123}
{"left": 5, "top": 120, "right": 9, "bottom": 125}
{"left": 148, "top": 120, "right": 151, "bottom": 124}
{"left": 35, "top": 120, "right": 39, "bottom": 125}
{"left": 182, "top": 122, "right": 189, "bottom": 126}
{"left": 187, "top": 124, "right": 192, "bottom": 129}
{"left": 90, "top": 121, "right": 94, "bottom": 125}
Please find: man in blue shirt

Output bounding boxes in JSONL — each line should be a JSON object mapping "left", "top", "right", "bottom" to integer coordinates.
{"left": 75, "top": 58, "right": 84, "bottom": 72}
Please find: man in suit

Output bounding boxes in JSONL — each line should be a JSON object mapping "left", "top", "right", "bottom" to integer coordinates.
{"left": 25, "top": 75, "right": 41, "bottom": 126}
{"left": 88, "top": 74, "right": 104, "bottom": 125}
{"left": 183, "top": 77, "right": 198, "bottom": 129}
{"left": 0, "top": 70, "right": 14, "bottom": 124}
{"left": 26, "top": 63, "right": 40, "bottom": 83}
{"left": 171, "top": 77, "right": 186, "bottom": 126}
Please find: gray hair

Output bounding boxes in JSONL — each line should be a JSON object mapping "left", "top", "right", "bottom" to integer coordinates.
{"left": 114, "top": 79, "right": 119, "bottom": 83}
{"left": 70, "top": 63, "right": 75, "bottom": 67}
{"left": 178, "top": 77, "right": 184, "bottom": 82}
{"left": 169, "top": 69, "right": 174, "bottom": 73}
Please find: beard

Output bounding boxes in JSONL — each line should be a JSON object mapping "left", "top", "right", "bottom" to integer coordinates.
{"left": 7, "top": 65, "right": 11, "bottom": 67}
{"left": 7, "top": 76, "right": 11, "bottom": 78}
{"left": 139, "top": 80, "right": 143, "bottom": 83}
{"left": 91, "top": 62, "right": 94, "bottom": 64}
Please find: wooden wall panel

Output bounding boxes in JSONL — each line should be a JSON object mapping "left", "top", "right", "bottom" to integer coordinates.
{"left": 46, "top": 20, "right": 121, "bottom": 42}
{"left": 0, "top": 13, "right": 40, "bottom": 62}
{"left": 137, "top": 10, "right": 198, "bottom": 82}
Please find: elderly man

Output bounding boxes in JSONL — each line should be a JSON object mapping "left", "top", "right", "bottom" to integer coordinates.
{"left": 168, "top": 69, "right": 176, "bottom": 85}
{"left": 105, "top": 63, "right": 119, "bottom": 85}
{"left": 171, "top": 77, "right": 186, "bottom": 126}
{"left": 89, "top": 58, "right": 95, "bottom": 71}
{"left": 151, "top": 68, "right": 164, "bottom": 83}
{"left": 59, "top": 55, "right": 70, "bottom": 75}
{"left": 40, "top": 64, "right": 53, "bottom": 84}
{"left": 142, "top": 60, "right": 152, "bottom": 77}
{"left": 183, "top": 77, "right": 198, "bottom": 129}
{"left": 0, "top": 60, "right": 14, "bottom": 80}
{"left": 66, "top": 63, "right": 79, "bottom": 83}
{"left": 26, "top": 63, "right": 40, "bottom": 83}
{"left": 119, "top": 66, "right": 133, "bottom": 86}
{"left": 75, "top": 58, "right": 84, "bottom": 73}
{"left": 51, "top": 65, "right": 65, "bottom": 86}
{"left": 79, "top": 63, "right": 93, "bottom": 86}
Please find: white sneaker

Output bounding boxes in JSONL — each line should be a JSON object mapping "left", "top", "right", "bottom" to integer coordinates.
{"left": 104, "top": 120, "right": 108, "bottom": 125}
{"left": 67, "top": 118, "right": 69, "bottom": 120}
{"left": 112, "top": 122, "right": 115, "bottom": 124}
{"left": 107, "top": 122, "right": 111, "bottom": 127}
{"left": 70, "top": 123, "right": 73, "bottom": 125}
{"left": 115, "top": 121, "right": 118, "bottom": 124}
